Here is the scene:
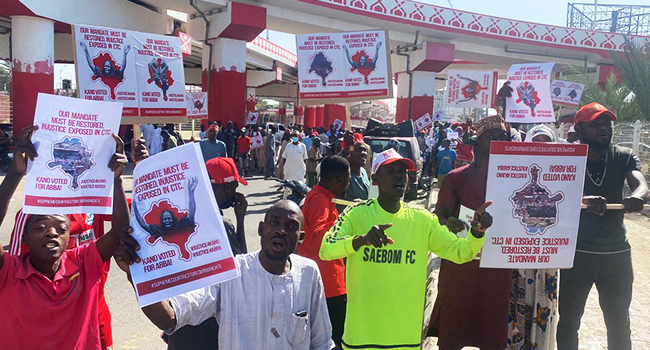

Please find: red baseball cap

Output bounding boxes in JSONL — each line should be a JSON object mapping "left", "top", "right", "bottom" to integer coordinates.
{"left": 372, "top": 148, "right": 416, "bottom": 175}
{"left": 205, "top": 157, "right": 248, "bottom": 186}
{"left": 574, "top": 102, "right": 617, "bottom": 124}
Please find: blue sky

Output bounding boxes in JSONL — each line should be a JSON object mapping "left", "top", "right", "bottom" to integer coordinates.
{"left": 262, "top": 0, "right": 647, "bottom": 53}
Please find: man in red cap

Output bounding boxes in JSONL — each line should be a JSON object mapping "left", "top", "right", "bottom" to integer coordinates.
{"left": 320, "top": 148, "right": 494, "bottom": 350}
{"left": 164, "top": 156, "right": 249, "bottom": 350}
{"left": 557, "top": 103, "right": 649, "bottom": 350}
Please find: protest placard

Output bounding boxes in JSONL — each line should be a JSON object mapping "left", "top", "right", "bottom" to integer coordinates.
{"left": 446, "top": 70, "right": 498, "bottom": 109}
{"left": 481, "top": 141, "right": 587, "bottom": 269}
{"left": 246, "top": 112, "right": 259, "bottom": 125}
{"left": 131, "top": 31, "right": 187, "bottom": 117}
{"left": 297, "top": 30, "right": 392, "bottom": 104}
{"left": 24, "top": 93, "right": 122, "bottom": 214}
{"left": 250, "top": 132, "right": 264, "bottom": 150}
{"left": 74, "top": 24, "right": 188, "bottom": 123}
{"left": 414, "top": 113, "right": 432, "bottom": 132}
{"left": 74, "top": 25, "right": 139, "bottom": 116}
{"left": 505, "top": 63, "right": 555, "bottom": 123}
{"left": 433, "top": 110, "right": 444, "bottom": 122}
{"left": 186, "top": 92, "right": 207, "bottom": 119}
{"left": 129, "top": 143, "right": 239, "bottom": 306}
{"left": 551, "top": 80, "right": 585, "bottom": 108}
{"left": 333, "top": 118, "right": 344, "bottom": 132}
{"left": 447, "top": 131, "right": 459, "bottom": 148}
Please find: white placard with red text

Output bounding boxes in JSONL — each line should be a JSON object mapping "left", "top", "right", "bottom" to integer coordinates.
{"left": 74, "top": 25, "right": 139, "bottom": 116}
{"left": 131, "top": 32, "right": 186, "bottom": 117}
{"left": 446, "top": 70, "right": 498, "bottom": 109}
{"left": 24, "top": 93, "right": 122, "bottom": 214}
{"left": 250, "top": 132, "right": 264, "bottom": 149}
{"left": 551, "top": 80, "right": 585, "bottom": 108}
{"left": 129, "top": 143, "right": 239, "bottom": 306}
{"left": 297, "top": 30, "right": 392, "bottom": 103}
{"left": 482, "top": 142, "right": 587, "bottom": 269}
{"left": 246, "top": 112, "right": 259, "bottom": 125}
{"left": 186, "top": 92, "right": 207, "bottom": 119}
{"left": 414, "top": 113, "right": 432, "bottom": 132}
{"left": 506, "top": 63, "right": 555, "bottom": 123}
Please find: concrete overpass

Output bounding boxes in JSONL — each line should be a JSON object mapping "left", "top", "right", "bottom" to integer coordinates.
{"left": 1, "top": 0, "right": 646, "bottom": 132}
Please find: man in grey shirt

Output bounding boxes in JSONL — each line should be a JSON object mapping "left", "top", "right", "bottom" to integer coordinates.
{"left": 115, "top": 200, "right": 334, "bottom": 350}
{"left": 265, "top": 126, "right": 278, "bottom": 179}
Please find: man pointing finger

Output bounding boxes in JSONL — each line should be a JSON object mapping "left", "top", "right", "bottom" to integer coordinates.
{"left": 320, "top": 148, "right": 491, "bottom": 350}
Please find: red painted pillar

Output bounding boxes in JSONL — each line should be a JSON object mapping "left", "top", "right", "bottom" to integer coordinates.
{"left": 202, "top": 38, "right": 248, "bottom": 126}
{"left": 324, "top": 104, "right": 345, "bottom": 128}
{"left": 304, "top": 106, "right": 316, "bottom": 128}
{"left": 315, "top": 106, "right": 325, "bottom": 128}
{"left": 11, "top": 16, "right": 54, "bottom": 135}
{"left": 395, "top": 71, "right": 436, "bottom": 123}
{"left": 295, "top": 105, "right": 304, "bottom": 125}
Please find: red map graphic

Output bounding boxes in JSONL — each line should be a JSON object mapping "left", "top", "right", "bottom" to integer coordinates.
{"left": 144, "top": 200, "right": 196, "bottom": 260}
{"left": 91, "top": 53, "right": 123, "bottom": 100}
{"left": 350, "top": 51, "right": 375, "bottom": 84}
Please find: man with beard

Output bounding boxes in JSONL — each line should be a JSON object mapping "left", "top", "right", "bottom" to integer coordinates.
{"left": 557, "top": 103, "right": 649, "bottom": 350}
{"left": 115, "top": 200, "right": 334, "bottom": 350}
{"left": 163, "top": 156, "right": 249, "bottom": 350}
{"left": 320, "top": 148, "right": 493, "bottom": 350}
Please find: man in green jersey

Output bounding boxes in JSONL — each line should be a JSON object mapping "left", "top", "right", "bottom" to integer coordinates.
{"left": 320, "top": 148, "right": 493, "bottom": 350}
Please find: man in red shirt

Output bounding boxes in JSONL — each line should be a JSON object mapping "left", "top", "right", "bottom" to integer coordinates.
{"left": 236, "top": 130, "right": 252, "bottom": 177}
{"left": 0, "top": 126, "right": 130, "bottom": 350}
{"left": 6, "top": 138, "right": 148, "bottom": 350}
{"left": 298, "top": 155, "right": 350, "bottom": 348}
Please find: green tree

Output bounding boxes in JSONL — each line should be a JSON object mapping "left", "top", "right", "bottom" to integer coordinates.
{"left": 611, "top": 39, "right": 650, "bottom": 121}
{"left": 255, "top": 99, "right": 271, "bottom": 111}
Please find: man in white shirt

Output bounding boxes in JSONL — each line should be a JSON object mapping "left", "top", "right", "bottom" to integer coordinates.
{"left": 281, "top": 130, "right": 308, "bottom": 182}
{"left": 142, "top": 124, "right": 163, "bottom": 155}
{"left": 114, "top": 200, "right": 334, "bottom": 350}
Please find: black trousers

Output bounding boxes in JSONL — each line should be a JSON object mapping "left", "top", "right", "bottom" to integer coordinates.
{"left": 326, "top": 294, "right": 347, "bottom": 348}
{"left": 557, "top": 250, "right": 634, "bottom": 350}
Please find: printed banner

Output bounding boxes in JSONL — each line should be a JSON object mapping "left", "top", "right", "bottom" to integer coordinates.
{"left": 250, "top": 132, "right": 264, "bottom": 149}
{"left": 74, "top": 24, "right": 188, "bottom": 119}
{"left": 132, "top": 32, "right": 187, "bottom": 117}
{"left": 446, "top": 70, "right": 498, "bottom": 109}
{"left": 414, "top": 113, "right": 432, "bottom": 132}
{"left": 551, "top": 80, "right": 585, "bottom": 108}
{"left": 129, "top": 143, "right": 239, "bottom": 306}
{"left": 333, "top": 118, "right": 344, "bottom": 132}
{"left": 246, "top": 112, "right": 259, "bottom": 125}
{"left": 482, "top": 142, "right": 587, "bottom": 269}
{"left": 506, "top": 63, "right": 555, "bottom": 123}
{"left": 297, "top": 30, "right": 392, "bottom": 103}
{"left": 24, "top": 93, "right": 122, "bottom": 214}
{"left": 186, "top": 92, "right": 207, "bottom": 119}
{"left": 74, "top": 25, "right": 139, "bottom": 116}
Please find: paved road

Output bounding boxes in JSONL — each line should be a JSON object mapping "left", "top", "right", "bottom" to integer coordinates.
{"left": 1, "top": 167, "right": 649, "bottom": 349}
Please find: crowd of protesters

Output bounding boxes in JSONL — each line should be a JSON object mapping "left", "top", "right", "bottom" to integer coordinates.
{"left": 0, "top": 82, "right": 646, "bottom": 350}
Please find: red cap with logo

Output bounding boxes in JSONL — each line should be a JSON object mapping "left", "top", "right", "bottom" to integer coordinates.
{"left": 574, "top": 102, "right": 617, "bottom": 124}
{"left": 372, "top": 148, "right": 416, "bottom": 175}
{"left": 205, "top": 157, "right": 248, "bottom": 186}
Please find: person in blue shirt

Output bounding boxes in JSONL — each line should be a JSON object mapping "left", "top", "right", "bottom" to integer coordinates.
{"left": 199, "top": 125, "right": 227, "bottom": 162}
{"left": 434, "top": 138, "right": 456, "bottom": 187}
